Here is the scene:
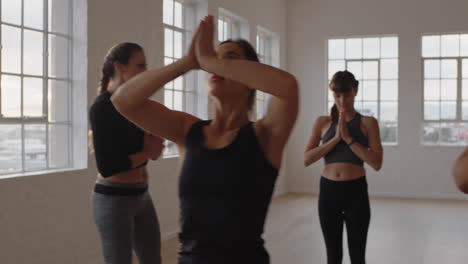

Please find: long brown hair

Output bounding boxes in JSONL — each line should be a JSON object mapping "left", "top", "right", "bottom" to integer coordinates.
{"left": 329, "top": 71, "right": 359, "bottom": 123}
{"left": 220, "top": 39, "right": 260, "bottom": 111}
{"left": 98, "top": 42, "right": 143, "bottom": 94}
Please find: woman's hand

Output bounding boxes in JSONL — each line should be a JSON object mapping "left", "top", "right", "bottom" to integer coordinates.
{"left": 339, "top": 112, "right": 353, "bottom": 144}
{"left": 195, "top": 15, "right": 217, "bottom": 71}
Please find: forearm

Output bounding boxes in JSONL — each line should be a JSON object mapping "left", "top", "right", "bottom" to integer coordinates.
{"left": 129, "top": 151, "right": 149, "bottom": 168}
{"left": 112, "top": 57, "right": 194, "bottom": 111}
{"left": 201, "top": 57, "right": 297, "bottom": 99}
{"left": 348, "top": 143, "right": 382, "bottom": 170}
{"left": 304, "top": 137, "right": 340, "bottom": 166}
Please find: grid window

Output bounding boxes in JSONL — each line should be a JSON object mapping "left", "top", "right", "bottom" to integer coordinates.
{"left": 422, "top": 34, "right": 468, "bottom": 145}
{"left": 0, "top": 0, "right": 73, "bottom": 175}
{"left": 163, "top": 0, "right": 200, "bottom": 157}
{"left": 256, "top": 30, "right": 277, "bottom": 120}
{"left": 217, "top": 14, "right": 240, "bottom": 42}
{"left": 327, "top": 36, "right": 399, "bottom": 145}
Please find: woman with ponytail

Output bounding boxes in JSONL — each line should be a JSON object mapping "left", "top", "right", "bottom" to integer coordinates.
{"left": 89, "top": 43, "right": 164, "bottom": 264}
{"left": 304, "top": 71, "right": 383, "bottom": 264}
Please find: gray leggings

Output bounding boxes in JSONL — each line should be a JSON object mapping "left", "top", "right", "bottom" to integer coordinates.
{"left": 92, "top": 180, "right": 161, "bottom": 264}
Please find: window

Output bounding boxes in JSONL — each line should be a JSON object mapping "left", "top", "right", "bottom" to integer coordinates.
{"left": 163, "top": 0, "right": 206, "bottom": 157}
{"left": 0, "top": 0, "right": 74, "bottom": 176}
{"left": 217, "top": 8, "right": 248, "bottom": 42}
{"left": 422, "top": 34, "right": 468, "bottom": 145}
{"left": 256, "top": 27, "right": 279, "bottom": 119}
{"left": 327, "top": 36, "right": 399, "bottom": 145}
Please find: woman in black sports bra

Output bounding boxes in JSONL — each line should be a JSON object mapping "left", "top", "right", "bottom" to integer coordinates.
{"left": 304, "top": 71, "right": 383, "bottom": 264}
{"left": 111, "top": 16, "right": 298, "bottom": 264}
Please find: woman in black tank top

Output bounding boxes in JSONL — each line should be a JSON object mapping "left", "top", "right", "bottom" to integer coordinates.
{"left": 304, "top": 71, "right": 383, "bottom": 264}
{"left": 111, "top": 16, "right": 298, "bottom": 264}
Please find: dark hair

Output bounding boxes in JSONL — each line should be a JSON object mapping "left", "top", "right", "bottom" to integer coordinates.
{"left": 329, "top": 71, "right": 359, "bottom": 123}
{"left": 220, "top": 39, "right": 260, "bottom": 111}
{"left": 98, "top": 42, "right": 143, "bottom": 93}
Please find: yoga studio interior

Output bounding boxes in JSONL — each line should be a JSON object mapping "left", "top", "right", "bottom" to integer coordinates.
{"left": 1, "top": 0, "right": 468, "bottom": 263}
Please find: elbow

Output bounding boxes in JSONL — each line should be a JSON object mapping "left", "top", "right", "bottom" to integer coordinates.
{"left": 372, "top": 160, "right": 383, "bottom": 171}
{"left": 454, "top": 165, "right": 468, "bottom": 194}
{"left": 285, "top": 75, "right": 299, "bottom": 97}
{"left": 110, "top": 88, "right": 132, "bottom": 114}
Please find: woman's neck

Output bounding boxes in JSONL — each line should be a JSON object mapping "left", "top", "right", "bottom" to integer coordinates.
{"left": 211, "top": 102, "right": 250, "bottom": 132}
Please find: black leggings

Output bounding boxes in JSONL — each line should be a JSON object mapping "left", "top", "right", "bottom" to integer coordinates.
{"left": 319, "top": 176, "right": 371, "bottom": 264}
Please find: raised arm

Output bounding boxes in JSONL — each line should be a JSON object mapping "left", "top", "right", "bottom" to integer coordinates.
{"left": 111, "top": 24, "right": 203, "bottom": 145}
{"left": 195, "top": 16, "right": 298, "bottom": 166}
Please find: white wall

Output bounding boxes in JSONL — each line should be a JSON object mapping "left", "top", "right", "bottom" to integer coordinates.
{"left": 0, "top": 0, "right": 288, "bottom": 263}
{"left": 286, "top": 0, "right": 468, "bottom": 199}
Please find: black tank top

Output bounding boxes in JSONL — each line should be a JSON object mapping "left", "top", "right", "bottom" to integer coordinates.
{"left": 322, "top": 113, "right": 369, "bottom": 166}
{"left": 178, "top": 120, "right": 278, "bottom": 248}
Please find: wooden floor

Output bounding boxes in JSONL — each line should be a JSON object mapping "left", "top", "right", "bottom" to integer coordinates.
{"left": 160, "top": 194, "right": 468, "bottom": 264}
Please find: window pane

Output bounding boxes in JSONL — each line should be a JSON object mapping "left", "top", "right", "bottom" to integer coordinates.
{"left": 164, "top": 29, "right": 174, "bottom": 57}
{"left": 380, "top": 80, "right": 398, "bottom": 101}
{"left": 328, "top": 39, "right": 345, "bottom": 59}
{"left": 174, "top": 76, "right": 183, "bottom": 91}
{"left": 164, "top": 90, "right": 173, "bottom": 109}
{"left": 24, "top": 0, "right": 44, "bottom": 30}
{"left": 345, "top": 38, "right": 362, "bottom": 59}
{"left": 185, "top": 92, "right": 196, "bottom": 116}
{"left": 49, "top": 0, "right": 70, "bottom": 34}
{"left": 1, "top": 25, "right": 22, "bottom": 73}
{"left": 163, "top": 140, "right": 178, "bottom": 157}
{"left": 163, "top": 0, "right": 174, "bottom": 25}
{"left": 463, "top": 102, "right": 468, "bottom": 120}
{"left": 422, "top": 35, "right": 440, "bottom": 57}
{"left": 354, "top": 101, "right": 363, "bottom": 112}
{"left": 362, "top": 80, "right": 378, "bottom": 101}
{"left": 1, "top": 75, "right": 21, "bottom": 117}
{"left": 458, "top": 123, "right": 468, "bottom": 145}
{"left": 23, "top": 30, "right": 44, "bottom": 76}
{"left": 49, "top": 35, "right": 69, "bottom": 78}
{"left": 422, "top": 123, "right": 439, "bottom": 144}
{"left": 363, "top": 61, "right": 378, "bottom": 79}
{"left": 441, "top": 59, "right": 457, "bottom": 79}
{"left": 218, "top": 19, "right": 224, "bottom": 42}
{"left": 362, "top": 102, "right": 377, "bottom": 117}
{"left": 425, "top": 80, "right": 440, "bottom": 100}
{"left": 440, "top": 123, "right": 458, "bottom": 145}
{"left": 461, "top": 34, "right": 468, "bottom": 57}
{"left": 164, "top": 57, "right": 174, "bottom": 66}
{"left": 424, "top": 102, "right": 440, "bottom": 120}
{"left": 424, "top": 60, "right": 440, "bottom": 79}
{"left": 174, "top": 31, "right": 183, "bottom": 59}
{"left": 48, "top": 124, "right": 69, "bottom": 168}
{"left": 380, "top": 59, "right": 398, "bottom": 79}
{"left": 381, "top": 37, "right": 398, "bottom": 58}
{"left": 328, "top": 60, "right": 345, "bottom": 79}
{"left": 380, "top": 122, "right": 397, "bottom": 144}
{"left": 463, "top": 59, "right": 468, "bottom": 78}
{"left": 23, "top": 77, "right": 43, "bottom": 117}
{"left": 441, "top": 79, "right": 457, "bottom": 100}
{"left": 0, "top": 125, "right": 22, "bottom": 173}
{"left": 463, "top": 79, "right": 468, "bottom": 100}
{"left": 328, "top": 89, "right": 334, "bottom": 101}
{"left": 441, "top": 35, "right": 460, "bottom": 57}
{"left": 174, "top": 91, "right": 183, "bottom": 111}
{"left": 380, "top": 102, "right": 397, "bottom": 121}
{"left": 48, "top": 80, "right": 69, "bottom": 122}
{"left": 1, "top": 0, "right": 22, "bottom": 25}
{"left": 347, "top": 61, "right": 362, "bottom": 80}
{"left": 24, "top": 124, "right": 46, "bottom": 171}
{"left": 441, "top": 101, "right": 456, "bottom": 120}
{"left": 174, "top": 1, "right": 183, "bottom": 28}
{"left": 363, "top": 38, "right": 380, "bottom": 59}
